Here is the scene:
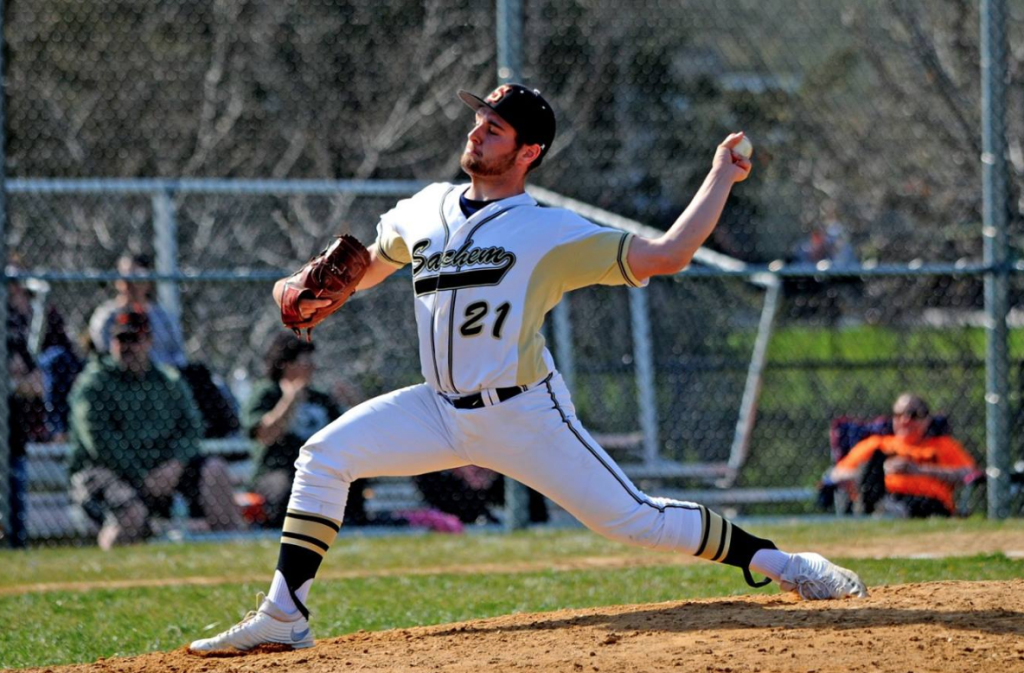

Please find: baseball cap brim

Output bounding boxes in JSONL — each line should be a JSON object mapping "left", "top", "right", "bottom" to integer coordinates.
{"left": 457, "top": 90, "right": 491, "bottom": 113}
{"left": 457, "top": 89, "right": 531, "bottom": 140}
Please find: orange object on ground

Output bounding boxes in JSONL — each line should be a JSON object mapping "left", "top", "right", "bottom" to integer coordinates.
{"left": 234, "top": 491, "right": 267, "bottom": 525}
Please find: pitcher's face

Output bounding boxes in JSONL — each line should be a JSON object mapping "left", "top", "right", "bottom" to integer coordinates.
{"left": 460, "top": 109, "right": 522, "bottom": 178}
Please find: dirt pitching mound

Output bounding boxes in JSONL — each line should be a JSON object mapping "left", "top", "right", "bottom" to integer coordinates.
{"left": 24, "top": 580, "right": 1024, "bottom": 673}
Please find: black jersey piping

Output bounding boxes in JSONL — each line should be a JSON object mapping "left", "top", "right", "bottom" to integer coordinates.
{"left": 429, "top": 186, "right": 456, "bottom": 393}
{"left": 377, "top": 244, "right": 402, "bottom": 266}
{"left": 617, "top": 233, "right": 639, "bottom": 288}
{"left": 543, "top": 377, "right": 700, "bottom": 514}
{"left": 444, "top": 203, "right": 529, "bottom": 394}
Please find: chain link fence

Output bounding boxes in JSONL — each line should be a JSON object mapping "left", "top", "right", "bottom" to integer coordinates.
{"left": 5, "top": 0, "right": 1024, "bottom": 547}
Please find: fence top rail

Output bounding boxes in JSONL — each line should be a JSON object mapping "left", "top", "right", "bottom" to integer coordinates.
{"left": 3, "top": 179, "right": 1006, "bottom": 280}
{"left": 6, "top": 177, "right": 429, "bottom": 196}
{"left": 6, "top": 269, "right": 289, "bottom": 283}
{"left": 5, "top": 263, "right": 1006, "bottom": 284}
{"left": 26, "top": 437, "right": 254, "bottom": 459}
{"left": 676, "top": 261, "right": 999, "bottom": 279}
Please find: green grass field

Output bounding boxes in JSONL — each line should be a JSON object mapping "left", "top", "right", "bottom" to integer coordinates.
{"left": 5, "top": 518, "right": 1024, "bottom": 670}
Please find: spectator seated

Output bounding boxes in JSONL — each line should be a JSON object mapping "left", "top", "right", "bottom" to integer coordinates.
{"left": 820, "top": 412, "right": 984, "bottom": 517}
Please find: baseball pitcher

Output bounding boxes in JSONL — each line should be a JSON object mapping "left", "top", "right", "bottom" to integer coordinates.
{"left": 190, "top": 83, "right": 866, "bottom": 654}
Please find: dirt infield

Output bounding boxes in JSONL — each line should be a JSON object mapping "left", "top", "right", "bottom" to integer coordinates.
{"left": 19, "top": 580, "right": 1024, "bottom": 673}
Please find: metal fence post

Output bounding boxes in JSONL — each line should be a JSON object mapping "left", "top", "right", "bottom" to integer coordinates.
{"left": 552, "top": 301, "right": 574, "bottom": 393}
{"left": 629, "top": 287, "right": 659, "bottom": 467}
{"left": 497, "top": 0, "right": 531, "bottom": 530}
{"left": 981, "top": 0, "right": 1010, "bottom": 519}
{"left": 725, "top": 277, "right": 782, "bottom": 482}
{"left": 153, "top": 189, "right": 182, "bottom": 333}
{"left": 0, "top": 0, "right": 11, "bottom": 548}
{"left": 496, "top": 0, "right": 522, "bottom": 83}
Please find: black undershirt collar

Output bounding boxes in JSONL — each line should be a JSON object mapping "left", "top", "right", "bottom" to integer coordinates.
{"left": 459, "top": 192, "right": 494, "bottom": 217}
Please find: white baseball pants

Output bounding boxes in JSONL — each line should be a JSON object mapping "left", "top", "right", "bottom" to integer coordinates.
{"left": 288, "top": 371, "right": 706, "bottom": 554}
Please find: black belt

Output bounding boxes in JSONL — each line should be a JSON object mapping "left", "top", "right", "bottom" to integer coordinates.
{"left": 445, "top": 385, "right": 526, "bottom": 410}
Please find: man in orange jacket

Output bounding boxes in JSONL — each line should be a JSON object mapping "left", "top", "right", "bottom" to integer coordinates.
{"left": 829, "top": 393, "right": 976, "bottom": 517}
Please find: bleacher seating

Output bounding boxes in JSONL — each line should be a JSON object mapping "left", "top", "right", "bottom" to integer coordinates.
{"left": 25, "top": 430, "right": 820, "bottom": 542}
{"left": 24, "top": 438, "right": 454, "bottom": 541}
{"left": 24, "top": 438, "right": 256, "bottom": 541}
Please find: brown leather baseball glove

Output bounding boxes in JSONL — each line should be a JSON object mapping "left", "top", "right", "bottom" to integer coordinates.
{"left": 280, "top": 234, "right": 371, "bottom": 341}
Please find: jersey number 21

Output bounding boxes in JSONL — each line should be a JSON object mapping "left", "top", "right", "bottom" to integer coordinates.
{"left": 460, "top": 301, "right": 511, "bottom": 339}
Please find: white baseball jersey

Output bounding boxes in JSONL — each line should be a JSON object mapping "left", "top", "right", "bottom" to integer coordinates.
{"left": 375, "top": 182, "right": 647, "bottom": 394}
{"left": 287, "top": 182, "right": 748, "bottom": 585}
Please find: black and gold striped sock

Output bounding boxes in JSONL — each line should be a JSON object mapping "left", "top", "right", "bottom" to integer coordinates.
{"left": 693, "top": 505, "right": 777, "bottom": 587}
{"left": 275, "top": 510, "right": 341, "bottom": 619}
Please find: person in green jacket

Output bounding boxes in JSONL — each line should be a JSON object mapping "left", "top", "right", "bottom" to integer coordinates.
{"left": 68, "top": 308, "right": 242, "bottom": 549}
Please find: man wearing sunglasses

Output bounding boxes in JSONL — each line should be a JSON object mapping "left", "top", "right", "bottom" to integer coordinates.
{"left": 829, "top": 393, "right": 977, "bottom": 517}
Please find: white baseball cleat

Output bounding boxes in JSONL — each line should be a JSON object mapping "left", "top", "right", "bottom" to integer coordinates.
{"left": 778, "top": 552, "right": 868, "bottom": 600}
{"left": 189, "top": 594, "right": 314, "bottom": 653}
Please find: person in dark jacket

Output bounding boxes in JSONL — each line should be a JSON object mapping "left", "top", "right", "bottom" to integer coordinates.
{"left": 243, "top": 334, "right": 345, "bottom": 527}
{"left": 37, "top": 307, "right": 84, "bottom": 441}
{"left": 5, "top": 275, "right": 44, "bottom": 548}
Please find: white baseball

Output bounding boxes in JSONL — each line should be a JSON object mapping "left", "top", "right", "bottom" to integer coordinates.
{"left": 733, "top": 136, "right": 753, "bottom": 159}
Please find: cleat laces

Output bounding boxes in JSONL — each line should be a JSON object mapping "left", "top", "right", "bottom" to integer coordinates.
{"left": 217, "top": 593, "right": 264, "bottom": 639}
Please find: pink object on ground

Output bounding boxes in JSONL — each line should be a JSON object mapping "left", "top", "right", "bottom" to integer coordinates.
{"left": 398, "top": 508, "right": 464, "bottom": 534}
